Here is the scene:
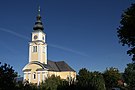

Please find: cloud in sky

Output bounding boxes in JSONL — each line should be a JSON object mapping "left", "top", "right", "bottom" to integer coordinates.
{"left": 0, "top": 27, "right": 88, "bottom": 57}
{"left": 0, "top": 27, "right": 30, "bottom": 40}
{"left": 49, "top": 44, "right": 89, "bottom": 57}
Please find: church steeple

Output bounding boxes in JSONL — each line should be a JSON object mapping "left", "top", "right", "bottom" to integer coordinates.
{"left": 23, "top": 5, "right": 76, "bottom": 85}
{"left": 33, "top": 6, "right": 44, "bottom": 31}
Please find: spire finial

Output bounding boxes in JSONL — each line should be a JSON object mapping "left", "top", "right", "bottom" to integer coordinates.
{"left": 38, "top": 6, "right": 40, "bottom": 14}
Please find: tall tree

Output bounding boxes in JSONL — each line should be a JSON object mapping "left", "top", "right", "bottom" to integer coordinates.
{"left": 103, "top": 67, "right": 121, "bottom": 89}
{"left": 0, "top": 62, "right": 17, "bottom": 90}
{"left": 123, "top": 63, "right": 135, "bottom": 89}
{"left": 117, "top": 4, "right": 135, "bottom": 61}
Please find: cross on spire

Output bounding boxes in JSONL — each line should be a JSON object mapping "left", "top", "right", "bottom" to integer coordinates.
{"left": 38, "top": 6, "right": 40, "bottom": 15}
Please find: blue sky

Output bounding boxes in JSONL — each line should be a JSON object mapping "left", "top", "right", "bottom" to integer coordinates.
{"left": 0, "top": 0, "right": 135, "bottom": 76}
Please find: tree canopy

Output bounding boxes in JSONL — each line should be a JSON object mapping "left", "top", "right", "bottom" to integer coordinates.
{"left": 0, "top": 62, "right": 17, "bottom": 90}
{"left": 123, "top": 63, "right": 135, "bottom": 89}
{"left": 77, "top": 68, "right": 106, "bottom": 90}
{"left": 40, "top": 75, "right": 63, "bottom": 90}
{"left": 103, "top": 67, "right": 121, "bottom": 89}
{"left": 117, "top": 4, "right": 135, "bottom": 61}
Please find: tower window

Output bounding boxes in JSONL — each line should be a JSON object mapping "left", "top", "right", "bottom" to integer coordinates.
{"left": 33, "top": 73, "right": 36, "bottom": 79}
{"left": 43, "top": 47, "right": 45, "bottom": 53}
{"left": 42, "top": 36, "right": 44, "bottom": 40}
{"left": 33, "top": 46, "right": 37, "bottom": 52}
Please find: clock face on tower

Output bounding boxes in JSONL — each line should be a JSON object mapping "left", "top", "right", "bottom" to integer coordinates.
{"left": 34, "top": 35, "right": 38, "bottom": 40}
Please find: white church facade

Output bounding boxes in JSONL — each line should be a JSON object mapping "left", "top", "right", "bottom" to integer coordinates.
{"left": 22, "top": 7, "right": 76, "bottom": 85}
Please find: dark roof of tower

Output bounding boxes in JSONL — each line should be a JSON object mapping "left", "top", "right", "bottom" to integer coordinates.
{"left": 33, "top": 6, "right": 44, "bottom": 31}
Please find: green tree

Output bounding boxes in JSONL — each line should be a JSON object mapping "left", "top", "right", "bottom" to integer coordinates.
{"left": 0, "top": 62, "right": 17, "bottom": 90}
{"left": 77, "top": 68, "right": 91, "bottom": 88}
{"left": 40, "top": 75, "right": 63, "bottom": 90}
{"left": 103, "top": 67, "right": 121, "bottom": 89}
{"left": 90, "top": 71, "right": 106, "bottom": 90}
{"left": 123, "top": 63, "right": 135, "bottom": 89}
{"left": 15, "top": 80, "right": 39, "bottom": 90}
{"left": 77, "top": 68, "right": 106, "bottom": 90}
{"left": 117, "top": 4, "right": 135, "bottom": 61}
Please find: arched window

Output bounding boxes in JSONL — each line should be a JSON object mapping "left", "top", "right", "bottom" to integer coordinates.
{"left": 33, "top": 73, "right": 36, "bottom": 79}
{"left": 33, "top": 46, "right": 37, "bottom": 52}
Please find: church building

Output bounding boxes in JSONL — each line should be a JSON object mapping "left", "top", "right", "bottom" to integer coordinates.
{"left": 22, "top": 7, "right": 76, "bottom": 85}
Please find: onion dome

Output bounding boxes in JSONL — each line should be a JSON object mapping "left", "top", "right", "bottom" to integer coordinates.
{"left": 33, "top": 6, "right": 44, "bottom": 31}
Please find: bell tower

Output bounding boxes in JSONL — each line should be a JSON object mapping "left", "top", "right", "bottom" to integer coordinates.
{"left": 29, "top": 6, "right": 47, "bottom": 64}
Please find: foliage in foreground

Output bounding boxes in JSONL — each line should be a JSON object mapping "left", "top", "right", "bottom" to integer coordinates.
{"left": 1, "top": 61, "right": 135, "bottom": 90}
{"left": 0, "top": 62, "right": 17, "bottom": 90}
{"left": 39, "top": 75, "right": 64, "bottom": 90}
{"left": 117, "top": 3, "right": 135, "bottom": 61}
{"left": 77, "top": 68, "right": 106, "bottom": 90}
{"left": 103, "top": 67, "right": 122, "bottom": 90}
{"left": 123, "top": 63, "right": 135, "bottom": 90}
